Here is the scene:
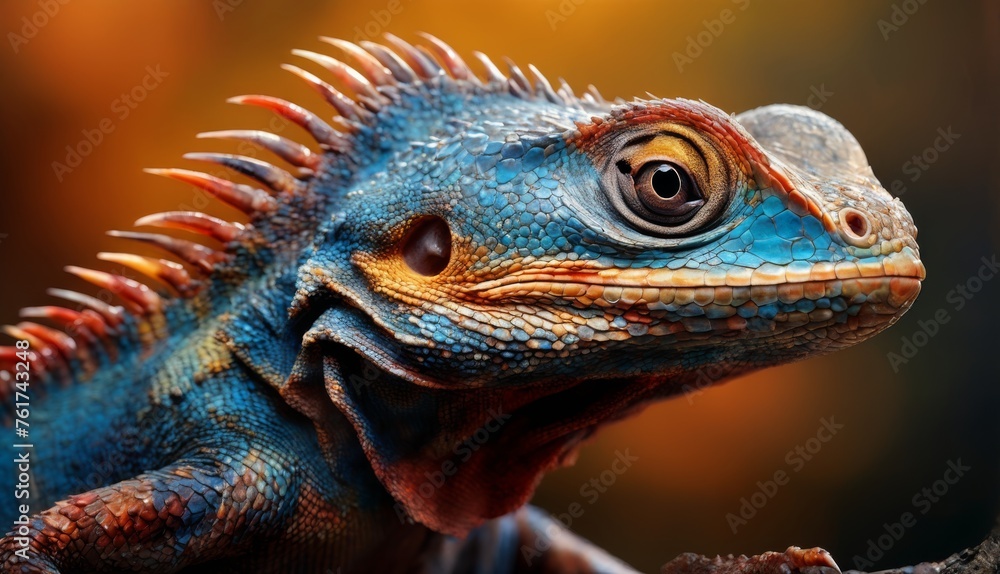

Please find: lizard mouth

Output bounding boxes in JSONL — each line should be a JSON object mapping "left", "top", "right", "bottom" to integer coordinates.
{"left": 464, "top": 248, "right": 925, "bottom": 326}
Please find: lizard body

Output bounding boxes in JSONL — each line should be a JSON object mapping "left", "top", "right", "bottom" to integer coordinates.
{"left": 0, "top": 34, "right": 923, "bottom": 573}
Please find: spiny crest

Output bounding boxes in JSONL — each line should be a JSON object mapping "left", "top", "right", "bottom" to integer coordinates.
{"left": 0, "top": 33, "right": 608, "bottom": 412}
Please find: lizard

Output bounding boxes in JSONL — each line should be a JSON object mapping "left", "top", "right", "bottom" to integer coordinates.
{"left": 0, "top": 33, "right": 925, "bottom": 573}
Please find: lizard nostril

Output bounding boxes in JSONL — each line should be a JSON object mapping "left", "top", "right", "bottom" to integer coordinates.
{"left": 839, "top": 208, "right": 871, "bottom": 244}
{"left": 401, "top": 215, "right": 452, "bottom": 277}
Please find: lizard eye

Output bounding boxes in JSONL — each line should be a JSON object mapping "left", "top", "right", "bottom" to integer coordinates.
{"left": 602, "top": 130, "right": 734, "bottom": 237}
{"left": 630, "top": 161, "right": 704, "bottom": 223}
{"left": 401, "top": 215, "right": 452, "bottom": 276}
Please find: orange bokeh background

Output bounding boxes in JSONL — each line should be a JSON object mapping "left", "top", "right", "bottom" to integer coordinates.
{"left": 0, "top": 2, "right": 997, "bottom": 571}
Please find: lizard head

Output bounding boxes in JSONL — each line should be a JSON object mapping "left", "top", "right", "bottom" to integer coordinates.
{"left": 300, "top": 84, "right": 923, "bottom": 389}
{"left": 277, "top": 36, "right": 925, "bottom": 535}
{"left": 0, "top": 35, "right": 924, "bottom": 539}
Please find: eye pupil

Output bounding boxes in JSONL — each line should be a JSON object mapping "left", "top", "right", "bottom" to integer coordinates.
{"left": 651, "top": 165, "right": 681, "bottom": 199}
{"left": 628, "top": 160, "right": 703, "bottom": 224}
{"left": 402, "top": 215, "right": 452, "bottom": 276}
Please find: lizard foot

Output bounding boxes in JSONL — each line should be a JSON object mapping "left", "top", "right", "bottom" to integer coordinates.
{"left": 662, "top": 546, "right": 841, "bottom": 574}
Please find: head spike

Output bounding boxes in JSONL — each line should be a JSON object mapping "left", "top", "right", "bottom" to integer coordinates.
{"left": 319, "top": 37, "right": 396, "bottom": 86}
{"left": 504, "top": 58, "right": 532, "bottom": 98}
{"left": 144, "top": 168, "right": 277, "bottom": 214}
{"left": 64, "top": 266, "right": 163, "bottom": 315}
{"left": 280, "top": 64, "right": 367, "bottom": 123}
{"left": 586, "top": 84, "right": 606, "bottom": 103}
{"left": 416, "top": 33, "right": 474, "bottom": 82}
{"left": 383, "top": 33, "right": 444, "bottom": 79}
{"left": 97, "top": 252, "right": 196, "bottom": 296}
{"left": 20, "top": 306, "right": 108, "bottom": 340}
{"left": 2, "top": 324, "right": 60, "bottom": 373}
{"left": 527, "top": 64, "right": 562, "bottom": 104}
{"left": 291, "top": 49, "right": 386, "bottom": 106}
{"left": 15, "top": 322, "right": 77, "bottom": 360}
{"left": 359, "top": 41, "right": 417, "bottom": 83}
{"left": 17, "top": 311, "right": 101, "bottom": 377}
{"left": 47, "top": 288, "right": 125, "bottom": 328}
{"left": 227, "top": 95, "right": 342, "bottom": 149}
{"left": 471, "top": 51, "right": 506, "bottom": 84}
{"left": 0, "top": 348, "right": 20, "bottom": 361}
{"left": 3, "top": 325, "right": 41, "bottom": 347}
{"left": 196, "top": 130, "right": 320, "bottom": 171}
{"left": 183, "top": 152, "right": 301, "bottom": 194}
{"left": 556, "top": 78, "right": 575, "bottom": 102}
{"left": 106, "top": 231, "right": 227, "bottom": 273}
{"left": 133, "top": 211, "right": 244, "bottom": 243}
{"left": 0, "top": 346, "right": 38, "bottom": 366}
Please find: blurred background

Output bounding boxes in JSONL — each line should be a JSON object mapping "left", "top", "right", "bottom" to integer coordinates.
{"left": 0, "top": 1, "right": 997, "bottom": 572}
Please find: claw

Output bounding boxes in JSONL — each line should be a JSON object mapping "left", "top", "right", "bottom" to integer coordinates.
{"left": 662, "top": 546, "right": 841, "bottom": 574}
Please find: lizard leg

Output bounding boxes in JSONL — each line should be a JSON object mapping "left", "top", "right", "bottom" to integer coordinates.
{"left": 428, "top": 505, "right": 640, "bottom": 574}
{"left": 428, "top": 507, "right": 843, "bottom": 574}
{"left": 0, "top": 453, "right": 296, "bottom": 573}
{"left": 661, "top": 547, "right": 843, "bottom": 574}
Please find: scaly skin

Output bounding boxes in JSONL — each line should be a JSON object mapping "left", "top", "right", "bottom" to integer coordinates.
{"left": 0, "top": 34, "right": 923, "bottom": 573}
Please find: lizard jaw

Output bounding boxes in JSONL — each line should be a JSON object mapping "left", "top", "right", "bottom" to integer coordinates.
{"left": 459, "top": 248, "right": 924, "bottom": 344}
{"left": 467, "top": 248, "right": 923, "bottom": 304}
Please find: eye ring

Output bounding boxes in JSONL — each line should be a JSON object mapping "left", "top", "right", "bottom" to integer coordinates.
{"left": 599, "top": 129, "right": 735, "bottom": 238}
